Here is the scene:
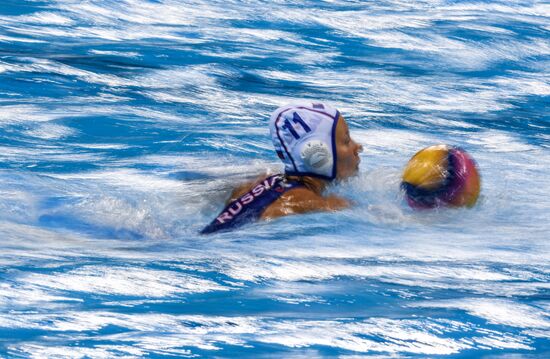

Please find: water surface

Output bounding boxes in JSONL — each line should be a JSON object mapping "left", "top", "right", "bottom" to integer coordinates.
{"left": 0, "top": 0, "right": 549, "bottom": 357}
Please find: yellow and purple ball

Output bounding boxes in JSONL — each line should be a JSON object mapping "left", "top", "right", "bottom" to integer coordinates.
{"left": 401, "top": 145, "right": 480, "bottom": 209}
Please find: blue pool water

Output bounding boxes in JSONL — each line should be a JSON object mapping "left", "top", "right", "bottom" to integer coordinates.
{"left": 1, "top": 0, "right": 549, "bottom": 357}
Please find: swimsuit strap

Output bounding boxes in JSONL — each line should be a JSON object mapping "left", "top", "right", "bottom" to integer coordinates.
{"left": 201, "top": 174, "right": 303, "bottom": 234}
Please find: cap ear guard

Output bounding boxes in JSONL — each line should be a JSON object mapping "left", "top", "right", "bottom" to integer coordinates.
{"left": 300, "top": 140, "right": 333, "bottom": 174}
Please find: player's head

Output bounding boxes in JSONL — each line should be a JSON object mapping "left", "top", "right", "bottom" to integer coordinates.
{"left": 269, "top": 102, "right": 362, "bottom": 180}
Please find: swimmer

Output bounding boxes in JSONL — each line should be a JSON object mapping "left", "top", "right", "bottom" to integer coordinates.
{"left": 201, "top": 102, "right": 363, "bottom": 234}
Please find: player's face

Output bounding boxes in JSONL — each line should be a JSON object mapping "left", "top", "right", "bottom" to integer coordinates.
{"left": 335, "top": 116, "right": 363, "bottom": 179}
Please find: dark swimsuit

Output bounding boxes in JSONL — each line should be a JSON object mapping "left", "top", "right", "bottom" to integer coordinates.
{"left": 201, "top": 174, "right": 303, "bottom": 234}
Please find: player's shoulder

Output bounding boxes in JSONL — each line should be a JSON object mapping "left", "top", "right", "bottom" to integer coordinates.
{"left": 226, "top": 173, "right": 270, "bottom": 203}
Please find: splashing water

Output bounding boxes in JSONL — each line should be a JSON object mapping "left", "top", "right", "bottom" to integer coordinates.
{"left": 0, "top": 0, "right": 549, "bottom": 357}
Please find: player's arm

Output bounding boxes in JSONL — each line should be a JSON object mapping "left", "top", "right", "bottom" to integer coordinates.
{"left": 290, "top": 188, "right": 350, "bottom": 213}
{"left": 261, "top": 187, "right": 350, "bottom": 219}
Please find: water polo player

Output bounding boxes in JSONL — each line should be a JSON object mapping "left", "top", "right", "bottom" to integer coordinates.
{"left": 201, "top": 102, "right": 363, "bottom": 234}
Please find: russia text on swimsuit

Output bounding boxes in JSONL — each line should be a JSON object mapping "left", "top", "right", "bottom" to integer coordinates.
{"left": 216, "top": 175, "right": 282, "bottom": 224}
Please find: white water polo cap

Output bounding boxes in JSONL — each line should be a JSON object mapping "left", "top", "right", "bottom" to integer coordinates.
{"left": 269, "top": 102, "right": 340, "bottom": 180}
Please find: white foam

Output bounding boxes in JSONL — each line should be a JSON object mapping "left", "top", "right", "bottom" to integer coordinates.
{"left": 219, "top": 251, "right": 518, "bottom": 286}
{"left": 0, "top": 104, "right": 62, "bottom": 125}
{"left": 23, "top": 123, "right": 76, "bottom": 140}
{"left": 70, "top": 143, "right": 131, "bottom": 150}
{"left": 0, "top": 57, "right": 138, "bottom": 87}
{"left": 0, "top": 282, "right": 81, "bottom": 308}
{"left": 258, "top": 66, "right": 526, "bottom": 114}
{"left": 457, "top": 24, "right": 514, "bottom": 34}
{"left": 412, "top": 298, "right": 550, "bottom": 329}
{"left": 491, "top": 72, "right": 550, "bottom": 97}
{"left": 134, "top": 65, "right": 219, "bottom": 89}
{"left": 473, "top": 335, "right": 532, "bottom": 350}
{"left": 52, "top": 169, "right": 185, "bottom": 192}
{"left": 2, "top": 312, "right": 534, "bottom": 356}
{"left": 0, "top": 0, "right": 256, "bottom": 44}
{"left": 0, "top": 1, "right": 548, "bottom": 356}
{"left": 34, "top": 168, "right": 198, "bottom": 239}
{"left": 88, "top": 50, "right": 141, "bottom": 58}
{"left": 12, "top": 344, "right": 146, "bottom": 359}
{"left": 0, "top": 189, "right": 38, "bottom": 223}
{"left": 17, "top": 11, "right": 75, "bottom": 26}
{"left": 0, "top": 34, "right": 46, "bottom": 43}
{"left": 464, "top": 130, "right": 537, "bottom": 153}
{"left": 352, "top": 129, "right": 437, "bottom": 156}
{"left": 446, "top": 3, "right": 550, "bottom": 17}
{"left": 21, "top": 266, "right": 228, "bottom": 297}
{"left": 0, "top": 145, "right": 103, "bottom": 163}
